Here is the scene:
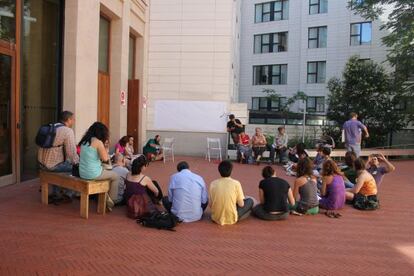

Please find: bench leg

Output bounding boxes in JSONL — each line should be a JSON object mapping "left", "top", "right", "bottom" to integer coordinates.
{"left": 41, "top": 180, "right": 48, "bottom": 205}
{"left": 80, "top": 193, "right": 89, "bottom": 219}
{"left": 97, "top": 193, "right": 107, "bottom": 215}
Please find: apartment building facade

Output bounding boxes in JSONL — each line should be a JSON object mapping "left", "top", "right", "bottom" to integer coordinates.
{"left": 239, "top": 0, "right": 390, "bottom": 128}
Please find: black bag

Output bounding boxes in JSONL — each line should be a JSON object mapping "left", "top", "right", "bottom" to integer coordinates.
{"left": 137, "top": 212, "right": 180, "bottom": 231}
{"left": 72, "top": 163, "right": 80, "bottom": 177}
{"left": 353, "top": 194, "right": 379, "bottom": 210}
{"left": 35, "top": 123, "right": 64, "bottom": 148}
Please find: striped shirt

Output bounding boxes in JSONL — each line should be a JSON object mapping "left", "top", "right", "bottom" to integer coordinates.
{"left": 37, "top": 125, "right": 79, "bottom": 169}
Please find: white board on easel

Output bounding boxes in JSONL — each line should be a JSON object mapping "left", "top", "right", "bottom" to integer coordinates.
{"left": 153, "top": 100, "right": 228, "bottom": 133}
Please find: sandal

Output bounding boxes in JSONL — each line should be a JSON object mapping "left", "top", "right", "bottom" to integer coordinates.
{"left": 325, "top": 211, "right": 341, "bottom": 218}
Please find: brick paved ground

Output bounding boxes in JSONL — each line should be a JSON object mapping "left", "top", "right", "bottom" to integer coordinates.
{"left": 0, "top": 157, "right": 413, "bottom": 275}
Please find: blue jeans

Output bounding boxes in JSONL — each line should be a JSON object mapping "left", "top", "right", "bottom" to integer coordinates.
{"left": 41, "top": 161, "right": 74, "bottom": 197}
{"left": 346, "top": 144, "right": 361, "bottom": 157}
{"left": 344, "top": 180, "right": 355, "bottom": 189}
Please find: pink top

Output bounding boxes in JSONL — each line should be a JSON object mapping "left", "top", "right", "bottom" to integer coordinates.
{"left": 115, "top": 143, "right": 125, "bottom": 154}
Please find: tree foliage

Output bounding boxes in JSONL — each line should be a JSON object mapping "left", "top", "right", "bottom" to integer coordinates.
{"left": 326, "top": 56, "right": 406, "bottom": 147}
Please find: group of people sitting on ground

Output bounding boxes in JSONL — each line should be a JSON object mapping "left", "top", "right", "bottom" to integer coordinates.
{"left": 228, "top": 114, "right": 289, "bottom": 165}
{"left": 37, "top": 110, "right": 395, "bottom": 225}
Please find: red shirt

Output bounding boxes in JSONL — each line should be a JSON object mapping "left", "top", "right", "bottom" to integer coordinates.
{"left": 239, "top": 134, "right": 250, "bottom": 145}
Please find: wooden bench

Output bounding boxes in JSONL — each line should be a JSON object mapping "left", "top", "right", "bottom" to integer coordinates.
{"left": 39, "top": 171, "right": 110, "bottom": 219}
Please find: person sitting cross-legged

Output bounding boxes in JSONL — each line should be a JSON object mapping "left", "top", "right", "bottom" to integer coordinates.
{"left": 342, "top": 151, "right": 357, "bottom": 188}
{"left": 253, "top": 166, "right": 295, "bottom": 221}
{"left": 112, "top": 153, "right": 129, "bottom": 205}
{"left": 291, "top": 158, "right": 319, "bottom": 215}
{"left": 319, "top": 159, "right": 346, "bottom": 212}
{"left": 346, "top": 158, "right": 379, "bottom": 210}
{"left": 209, "top": 160, "right": 254, "bottom": 225}
{"left": 162, "top": 161, "right": 208, "bottom": 222}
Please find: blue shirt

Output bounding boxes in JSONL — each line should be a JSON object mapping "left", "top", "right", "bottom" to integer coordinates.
{"left": 168, "top": 169, "right": 208, "bottom": 222}
{"left": 79, "top": 144, "right": 102, "bottom": 179}
{"left": 343, "top": 119, "right": 365, "bottom": 145}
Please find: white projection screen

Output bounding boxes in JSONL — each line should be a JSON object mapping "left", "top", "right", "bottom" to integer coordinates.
{"left": 154, "top": 100, "right": 228, "bottom": 132}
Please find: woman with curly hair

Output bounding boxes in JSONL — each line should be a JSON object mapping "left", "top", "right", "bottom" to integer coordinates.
{"left": 319, "top": 159, "right": 346, "bottom": 214}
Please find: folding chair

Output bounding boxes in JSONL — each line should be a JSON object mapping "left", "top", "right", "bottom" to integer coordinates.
{"left": 206, "top": 138, "right": 222, "bottom": 162}
{"left": 162, "top": 138, "right": 175, "bottom": 163}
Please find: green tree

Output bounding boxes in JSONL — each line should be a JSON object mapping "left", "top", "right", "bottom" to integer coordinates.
{"left": 326, "top": 56, "right": 406, "bottom": 147}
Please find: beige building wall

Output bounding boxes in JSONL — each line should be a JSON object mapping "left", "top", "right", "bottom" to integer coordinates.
{"left": 63, "top": 0, "right": 150, "bottom": 149}
{"left": 147, "top": 0, "right": 241, "bottom": 156}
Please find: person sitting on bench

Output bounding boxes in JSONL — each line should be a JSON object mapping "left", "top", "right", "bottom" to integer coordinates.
{"left": 238, "top": 131, "right": 252, "bottom": 163}
{"left": 143, "top": 135, "right": 163, "bottom": 161}
{"left": 252, "top": 128, "right": 267, "bottom": 164}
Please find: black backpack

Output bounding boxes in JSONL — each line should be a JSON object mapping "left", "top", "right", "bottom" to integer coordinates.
{"left": 35, "top": 123, "right": 64, "bottom": 148}
{"left": 137, "top": 212, "right": 180, "bottom": 231}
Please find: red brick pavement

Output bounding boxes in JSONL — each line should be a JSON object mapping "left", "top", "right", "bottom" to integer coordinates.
{"left": 0, "top": 157, "right": 413, "bottom": 275}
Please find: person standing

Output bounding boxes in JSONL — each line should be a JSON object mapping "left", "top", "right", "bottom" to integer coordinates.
{"left": 38, "top": 111, "right": 79, "bottom": 201}
{"left": 227, "top": 114, "right": 244, "bottom": 144}
{"left": 162, "top": 161, "right": 208, "bottom": 222}
{"left": 342, "top": 112, "right": 369, "bottom": 157}
{"left": 269, "top": 126, "right": 289, "bottom": 164}
{"left": 209, "top": 160, "right": 254, "bottom": 225}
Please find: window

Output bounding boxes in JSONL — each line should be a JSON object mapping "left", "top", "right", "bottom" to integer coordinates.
{"left": 255, "top": 1, "right": 289, "bottom": 23}
{"left": 254, "top": 32, "right": 288, "bottom": 53}
{"left": 99, "top": 16, "right": 110, "bottom": 73}
{"left": 307, "top": 61, "right": 326, "bottom": 83}
{"left": 309, "top": 0, "right": 327, "bottom": 14}
{"left": 307, "top": 97, "right": 325, "bottom": 112}
{"left": 251, "top": 97, "right": 287, "bottom": 111}
{"left": 253, "top": 64, "right": 288, "bottom": 85}
{"left": 308, "top": 26, "right": 327, "bottom": 48}
{"left": 350, "top": 22, "right": 372, "bottom": 45}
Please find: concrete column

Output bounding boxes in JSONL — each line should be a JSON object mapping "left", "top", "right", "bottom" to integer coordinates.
{"left": 63, "top": 0, "right": 100, "bottom": 141}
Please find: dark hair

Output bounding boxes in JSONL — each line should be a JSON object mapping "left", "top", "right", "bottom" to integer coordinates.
{"left": 277, "top": 126, "right": 285, "bottom": 131}
{"left": 177, "top": 161, "right": 189, "bottom": 172}
{"left": 218, "top": 160, "right": 233, "bottom": 177}
{"left": 354, "top": 157, "right": 366, "bottom": 172}
{"left": 321, "top": 159, "right": 343, "bottom": 177}
{"left": 296, "top": 158, "right": 313, "bottom": 178}
{"left": 350, "top": 112, "right": 357, "bottom": 118}
{"left": 119, "top": 136, "right": 129, "bottom": 147}
{"left": 322, "top": 147, "right": 331, "bottom": 156}
{"left": 296, "top": 143, "right": 306, "bottom": 155}
{"left": 345, "top": 151, "right": 357, "bottom": 167}
{"left": 262, "top": 166, "right": 274, "bottom": 179}
{"left": 229, "top": 114, "right": 235, "bottom": 120}
{"left": 78, "top": 122, "right": 109, "bottom": 146}
{"left": 60, "top": 111, "right": 73, "bottom": 123}
{"left": 131, "top": 155, "right": 148, "bottom": 175}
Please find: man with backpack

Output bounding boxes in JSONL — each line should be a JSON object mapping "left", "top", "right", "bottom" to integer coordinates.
{"left": 37, "top": 111, "right": 79, "bottom": 201}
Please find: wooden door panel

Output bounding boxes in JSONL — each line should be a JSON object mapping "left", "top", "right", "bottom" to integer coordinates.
{"left": 127, "top": 79, "right": 139, "bottom": 153}
{"left": 97, "top": 72, "right": 110, "bottom": 127}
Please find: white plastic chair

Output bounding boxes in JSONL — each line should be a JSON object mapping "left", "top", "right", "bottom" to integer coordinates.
{"left": 206, "top": 138, "right": 222, "bottom": 162}
{"left": 162, "top": 138, "right": 175, "bottom": 163}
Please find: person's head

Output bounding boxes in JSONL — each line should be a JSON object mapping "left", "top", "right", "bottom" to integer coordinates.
{"left": 113, "top": 153, "right": 125, "bottom": 167}
{"left": 60, "top": 111, "right": 75, "bottom": 128}
{"left": 278, "top": 126, "right": 285, "bottom": 135}
{"left": 229, "top": 114, "right": 235, "bottom": 121}
{"left": 369, "top": 154, "right": 380, "bottom": 167}
{"left": 354, "top": 157, "right": 366, "bottom": 172}
{"left": 262, "top": 166, "right": 275, "bottom": 179}
{"left": 321, "top": 159, "right": 343, "bottom": 177}
{"left": 255, "top": 127, "right": 262, "bottom": 135}
{"left": 240, "top": 130, "right": 246, "bottom": 136}
{"left": 350, "top": 112, "right": 358, "bottom": 119}
{"left": 321, "top": 147, "right": 331, "bottom": 157}
{"left": 177, "top": 161, "right": 189, "bottom": 172}
{"left": 296, "top": 143, "right": 306, "bottom": 155}
{"left": 131, "top": 155, "right": 149, "bottom": 175}
{"left": 296, "top": 158, "right": 313, "bottom": 178}
{"left": 218, "top": 160, "right": 233, "bottom": 177}
{"left": 345, "top": 151, "right": 357, "bottom": 167}
{"left": 127, "top": 135, "right": 134, "bottom": 145}
{"left": 316, "top": 144, "right": 323, "bottom": 153}
{"left": 154, "top": 135, "right": 161, "bottom": 143}
{"left": 78, "top": 122, "right": 109, "bottom": 146}
{"left": 119, "top": 136, "right": 129, "bottom": 147}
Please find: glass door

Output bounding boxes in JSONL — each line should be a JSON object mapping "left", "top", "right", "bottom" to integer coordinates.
{"left": 0, "top": 51, "right": 16, "bottom": 186}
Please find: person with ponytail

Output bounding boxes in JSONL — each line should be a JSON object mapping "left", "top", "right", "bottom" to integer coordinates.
{"left": 124, "top": 155, "right": 164, "bottom": 219}
{"left": 78, "top": 122, "right": 120, "bottom": 211}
